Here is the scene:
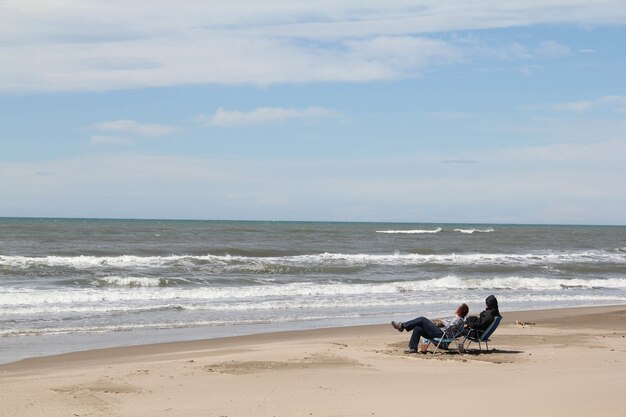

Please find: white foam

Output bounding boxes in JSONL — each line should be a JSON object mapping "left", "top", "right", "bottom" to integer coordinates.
{"left": 0, "top": 321, "right": 218, "bottom": 337}
{"left": 0, "top": 254, "right": 176, "bottom": 269}
{"left": 94, "top": 276, "right": 166, "bottom": 287}
{"left": 454, "top": 228, "right": 494, "bottom": 234}
{"left": 2, "top": 275, "right": 625, "bottom": 311}
{"left": 3, "top": 292, "right": 625, "bottom": 338}
{"left": 0, "top": 311, "right": 370, "bottom": 337}
{"left": 2, "top": 249, "right": 623, "bottom": 271}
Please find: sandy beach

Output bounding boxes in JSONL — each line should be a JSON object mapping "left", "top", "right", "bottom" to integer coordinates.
{"left": 1, "top": 305, "right": 625, "bottom": 417}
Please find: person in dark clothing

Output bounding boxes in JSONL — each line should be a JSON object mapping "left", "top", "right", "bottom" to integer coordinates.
{"left": 391, "top": 303, "right": 469, "bottom": 354}
{"left": 464, "top": 295, "right": 500, "bottom": 331}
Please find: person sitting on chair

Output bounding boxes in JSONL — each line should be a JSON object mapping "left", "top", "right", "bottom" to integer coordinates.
{"left": 391, "top": 303, "right": 469, "bottom": 354}
{"left": 464, "top": 295, "right": 500, "bottom": 332}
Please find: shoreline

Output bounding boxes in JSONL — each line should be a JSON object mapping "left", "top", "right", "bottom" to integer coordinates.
{"left": 0, "top": 303, "right": 622, "bottom": 370}
{"left": 1, "top": 304, "right": 625, "bottom": 416}
{"left": 1, "top": 304, "right": 624, "bottom": 371}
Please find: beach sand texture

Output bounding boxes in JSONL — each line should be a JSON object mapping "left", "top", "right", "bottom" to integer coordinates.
{"left": 1, "top": 305, "right": 625, "bottom": 417}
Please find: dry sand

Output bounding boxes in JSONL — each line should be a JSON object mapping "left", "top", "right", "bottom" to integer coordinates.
{"left": 1, "top": 305, "right": 625, "bottom": 417}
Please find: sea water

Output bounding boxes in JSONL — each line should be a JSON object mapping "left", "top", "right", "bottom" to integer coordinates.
{"left": 1, "top": 218, "right": 625, "bottom": 363}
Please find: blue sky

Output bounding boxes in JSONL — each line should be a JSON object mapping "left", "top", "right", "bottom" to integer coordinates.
{"left": 1, "top": 1, "right": 625, "bottom": 224}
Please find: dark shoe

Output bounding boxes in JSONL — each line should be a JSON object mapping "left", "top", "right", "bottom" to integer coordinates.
{"left": 404, "top": 348, "right": 417, "bottom": 354}
{"left": 391, "top": 321, "right": 404, "bottom": 332}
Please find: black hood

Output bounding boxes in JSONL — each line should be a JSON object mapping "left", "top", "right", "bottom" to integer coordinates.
{"left": 485, "top": 295, "right": 499, "bottom": 309}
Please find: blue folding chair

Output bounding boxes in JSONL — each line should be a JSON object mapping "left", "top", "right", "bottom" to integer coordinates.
{"left": 424, "top": 321, "right": 466, "bottom": 354}
{"left": 463, "top": 315, "right": 502, "bottom": 352}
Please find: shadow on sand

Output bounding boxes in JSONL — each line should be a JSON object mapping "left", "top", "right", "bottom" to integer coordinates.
{"left": 460, "top": 348, "right": 524, "bottom": 355}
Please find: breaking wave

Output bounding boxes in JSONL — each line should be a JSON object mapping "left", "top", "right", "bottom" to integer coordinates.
{"left": 1, "top": 249, "right": 624, "bottom": 272}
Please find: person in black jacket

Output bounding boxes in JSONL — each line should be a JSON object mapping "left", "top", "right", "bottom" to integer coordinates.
{"left": 464, "top": 295, "right": 500, "bottom": 331}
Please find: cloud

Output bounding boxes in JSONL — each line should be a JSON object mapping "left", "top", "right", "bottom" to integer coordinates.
{"left": 535, "top": 41, "right": 571, "bottom": 58}
{"left": 87, "top": 119, "right": 177, "bottom": 145}
{"left": 483, "top": 40, "right": 570, "bottom": 61}
{"left": 91, "top": 120, "right": 177, "bottom": 136}
{"left": 522, "top": 96, "right": 626, "bottom": 113}
{"left": 499, "top": 43, "right": 532, "bottom": 60}
{"left": 599, "top": 96, "right": 626, "bottom": 106}
{"left": 0, "top": 34, "right": 459, "bottom": 91}
{"left": 518, "top": 65, "right": 542, "bottom": 76}
{"left": 2, "top": 0, "right": 626, "bottom": 92}
{"left": 343, "top": 36, "right": 461, "bottom": 72}
{"left": 89, "top": 135, "right": 130, "bottom": 146}
{"left": 198, "top": 106, "right": 341, "bottom": 127}
{"left": 551, "top": 100, "right": 595, "bottom": 112}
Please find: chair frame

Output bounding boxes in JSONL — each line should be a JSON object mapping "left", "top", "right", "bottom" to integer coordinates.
{"left": 463, "top": 315, "right": 502, "bottom": 352}
{"left": 425, "top": 321, "right": 466, "bottom": 354}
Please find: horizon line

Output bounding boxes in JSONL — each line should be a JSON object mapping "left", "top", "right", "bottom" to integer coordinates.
{"left": 0, "top": 216, "right": 623, "bottom": 227}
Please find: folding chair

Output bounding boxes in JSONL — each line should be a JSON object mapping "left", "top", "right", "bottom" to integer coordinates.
{"left": 425, "top": 321, "right": 466, "bottom": 354}
{"left": 463, "top": 315, "right": 502, "bottom": 352}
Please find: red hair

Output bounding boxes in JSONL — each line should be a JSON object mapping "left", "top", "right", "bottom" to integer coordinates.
{"left": 456, "top": 303, "right": 469, "bottom": 318}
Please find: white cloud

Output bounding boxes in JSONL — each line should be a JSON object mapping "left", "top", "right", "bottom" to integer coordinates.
{"left": 343, "top": 36, "right": 460, "bottom": 72}
{"left": 499, "top": 43, "right": 532, "bottom": 60}
{"left": 198, "top": 106, "right": 341, "bottom": 127}
{"left": 483, "top": 40, "right": 570, "bottom": 61}
{"left": 518, "top": 65, "right": 542, "bottom": 75}
{"left": 535, "top": 41, "right": 571, "bottom": 57}
{"left": 599, "top": 96, "right": 626, "bottom": 105}
{"left": 91, "top": 120, "right": 177, "bottom": 136}
{"left": 89, "top": 135, "right": 130, "bottom": 146}
{"left": 523, "top": 96, "right": 626, "bottom": 113}
{"left": 2, "top": 0, "right": 626, "bottom": 92}
{"left": 551, "top": 100, "right": 595, "bottom": 112}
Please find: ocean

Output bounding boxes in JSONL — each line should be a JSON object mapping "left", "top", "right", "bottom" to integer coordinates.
{"left": 1, "top": 218, "right": 625, "bottom": 363}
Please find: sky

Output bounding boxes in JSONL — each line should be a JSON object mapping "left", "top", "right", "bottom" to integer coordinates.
{"left": 1, "top": 1, "right": 626, "bottom": 224}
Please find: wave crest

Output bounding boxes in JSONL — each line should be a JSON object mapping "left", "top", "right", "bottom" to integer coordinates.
{"left": 453, "top": 228, "right": 494, "bottom": 234}
{"left": 2, "top": 276, "right": 625, "bottom": 308}
{"left": 1, "top": 250, "right": 625, "bottom": 272}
